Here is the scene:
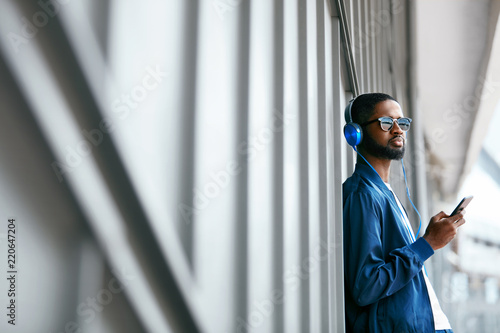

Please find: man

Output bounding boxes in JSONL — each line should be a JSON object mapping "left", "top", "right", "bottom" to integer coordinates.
{"left": 342, "top": 93, "right": 465, "bottom": 333}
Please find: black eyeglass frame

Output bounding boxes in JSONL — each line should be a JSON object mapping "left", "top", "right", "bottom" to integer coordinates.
{"left": 361, "top": 116, "right": 412, "bottom": 132}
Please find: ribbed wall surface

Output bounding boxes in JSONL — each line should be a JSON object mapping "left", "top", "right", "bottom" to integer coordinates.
{"left": 0, "top": 1, "right": 415, "bottom": 332}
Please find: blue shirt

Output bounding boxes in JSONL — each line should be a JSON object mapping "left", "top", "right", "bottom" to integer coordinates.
{"left": 343, "top": 163, "right": 435, "bottom": 332}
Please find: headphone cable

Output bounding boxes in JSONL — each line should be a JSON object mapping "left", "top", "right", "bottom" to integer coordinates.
{"left": 353, "top": 147, "right": 423, "bottom": 238}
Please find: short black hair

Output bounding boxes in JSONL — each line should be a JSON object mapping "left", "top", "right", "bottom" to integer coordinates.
{"left": 351, "top": 93, "right": 397, "bottom": 125}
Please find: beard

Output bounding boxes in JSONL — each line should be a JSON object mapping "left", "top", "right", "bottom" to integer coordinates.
{"left": 361, "top": 131, "right": 405, "bottom": 160}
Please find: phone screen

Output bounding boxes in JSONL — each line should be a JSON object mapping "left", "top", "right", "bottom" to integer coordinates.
{"left": 451, "top": 196, "right": 473, "bottom": 216}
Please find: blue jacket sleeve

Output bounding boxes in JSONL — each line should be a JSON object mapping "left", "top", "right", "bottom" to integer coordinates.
{"left": 343, "top": 191, "right": 434, "bottom": 307}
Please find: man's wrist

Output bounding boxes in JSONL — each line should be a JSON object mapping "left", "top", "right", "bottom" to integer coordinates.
{"left": 422, "top": 235, "right": 437, "bottom": 251}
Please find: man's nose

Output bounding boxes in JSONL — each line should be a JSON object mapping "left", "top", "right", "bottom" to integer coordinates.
{"left": 391, "top": 121, "right": 403, "bottom": 134}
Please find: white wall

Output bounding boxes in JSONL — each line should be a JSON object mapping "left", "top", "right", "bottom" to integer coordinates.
{"left": 0, "top": 0, "right": 416, "bottom": 332}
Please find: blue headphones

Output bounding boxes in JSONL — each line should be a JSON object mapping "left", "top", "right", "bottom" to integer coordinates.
{"left": 343, "top": 96, "right": 363, "bottom": 147}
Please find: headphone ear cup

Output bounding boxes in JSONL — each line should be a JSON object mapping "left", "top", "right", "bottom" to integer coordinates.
{"left": 344, "top": 123, "right": 363, "bottom": 147}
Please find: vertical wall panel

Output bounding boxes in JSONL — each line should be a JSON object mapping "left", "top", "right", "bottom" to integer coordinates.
{"left": 306, "top": 0, "right": 321, "bottom": 331}
{"left": 353, "top": 1, "right": 364, "bottom": 89}
{"left": 298, "top": 1, "right": 311, "bottom": 331}
{"left": 192, "top": 1, "right": 242, "bottom": 332}
{"left": 368, "top": 0, "right": 377, "bottom": 90}
{"left": 272, "top": 0, "right": 286, "bottom": 331}
{"left": 331, "top": 14, "right": 349, "bottom": 333}
{"left": 283, "top": 0, "right": 302, "bottom": 332}
{"left": 323, "top": 5, "right": 336, "bottom": 332}
{"left": 361, "top": 0, "right": 371, "bottom": 93}
{"left": 233, "top": 1, "right": 251, "bottom": 332}
{"left": 106, "top": 1, "right": 199, "bottom": 319}
{"left": 376, "top": 0, "right": 384, "bottom": 91}
{"left": 245, "top": 0, "right": 276, "bottom": 332}
{"left": 316, "top": 0, "right": 330, "bottom": 331}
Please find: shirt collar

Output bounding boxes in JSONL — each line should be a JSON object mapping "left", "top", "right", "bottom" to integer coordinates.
{"left": 354, "top": 163, "right": 393, "bottom": 195}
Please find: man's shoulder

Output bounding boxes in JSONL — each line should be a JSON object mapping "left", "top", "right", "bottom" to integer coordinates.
{"left": 343, "top": 173, "right": 381, "bottom": 196}
{"left": 342, "top": 172, "right": 387, "bottom": 206}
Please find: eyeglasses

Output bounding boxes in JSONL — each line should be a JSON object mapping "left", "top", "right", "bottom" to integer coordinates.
{"left": 361, "top": 117, "right": 412, "bottom": 132}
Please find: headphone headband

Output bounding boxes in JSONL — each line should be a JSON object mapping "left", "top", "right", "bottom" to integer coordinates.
{"left": 344, "top": 97, "right": 356, "bottom": 124}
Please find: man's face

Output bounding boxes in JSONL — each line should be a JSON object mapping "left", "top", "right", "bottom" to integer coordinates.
{"left": 361, "top": 100, "right": 406, "bottom": 160}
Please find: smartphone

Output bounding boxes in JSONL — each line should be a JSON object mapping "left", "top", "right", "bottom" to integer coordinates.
{"left": 450, "top": 196, "right": 473, "bottom": 216}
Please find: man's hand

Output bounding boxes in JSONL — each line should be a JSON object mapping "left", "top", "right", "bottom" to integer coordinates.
{"left": 423, "top": 211, "right": 466, "bottom": 251}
